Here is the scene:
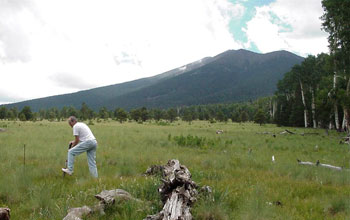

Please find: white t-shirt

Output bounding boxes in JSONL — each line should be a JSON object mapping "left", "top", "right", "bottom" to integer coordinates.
{"left": 73, "top": 122, "right": 96, "bottom": 142}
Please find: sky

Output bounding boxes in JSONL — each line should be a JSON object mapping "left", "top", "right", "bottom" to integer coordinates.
{"left": 0, "top": 0, "right": 329, "bottom": 105}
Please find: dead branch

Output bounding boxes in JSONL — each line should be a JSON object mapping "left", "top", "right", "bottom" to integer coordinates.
{"left": 0, "top": 208, "right": 10, "bottom": 220}
{"left": 279, "top": 130, "right": 319, "bottom": 136}
{"left": 339, "top": 136, "right": 350, "bottom": 144}
{"left": 144, "top": 159, "right": 199, "bottom": 220}
{"left": 280, "top": 129, "right": 295, "bottom": 134}
{"left": 297, "top": 159, "right": 343, "bottom": 171}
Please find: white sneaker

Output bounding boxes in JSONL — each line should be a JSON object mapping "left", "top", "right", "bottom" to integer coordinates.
{"left": 62, "top": 168, "right": 73, "bottom": 175}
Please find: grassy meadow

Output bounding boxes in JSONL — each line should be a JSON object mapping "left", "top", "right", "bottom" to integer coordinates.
{"left": 0, "top": 120, "right": 349, "bottom": 219}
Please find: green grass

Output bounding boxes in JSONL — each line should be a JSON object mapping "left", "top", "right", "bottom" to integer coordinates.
{"left": 0, "top": 120, "right": 349, "bottom": 219}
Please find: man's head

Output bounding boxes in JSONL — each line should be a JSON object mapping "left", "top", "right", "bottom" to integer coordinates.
{"left": 68, "top": 116, "right": 78, "bottom": 127}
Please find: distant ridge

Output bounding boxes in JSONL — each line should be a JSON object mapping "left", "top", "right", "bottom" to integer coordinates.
{"left": 4, "top": 49, "right": 304, "bottom": 111}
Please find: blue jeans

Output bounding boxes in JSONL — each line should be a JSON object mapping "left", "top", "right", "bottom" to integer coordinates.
{"left": 67, "top": 139, "right": 98, "bottom": 178}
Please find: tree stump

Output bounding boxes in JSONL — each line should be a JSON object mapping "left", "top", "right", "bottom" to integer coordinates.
{"left": 0, "top": 208, "right": 10, "bottom": 220}
{"left": 144, "top": 159, "right": 198, "bottom": 220}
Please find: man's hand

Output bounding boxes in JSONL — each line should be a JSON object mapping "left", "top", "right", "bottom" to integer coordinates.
{"left": 68, "top": 136, "right": 80, "bottom": 149}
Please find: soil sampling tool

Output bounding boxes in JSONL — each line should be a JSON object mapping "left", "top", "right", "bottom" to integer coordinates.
{"left": 63, "top": 143, "right": 73, "bottom": 177}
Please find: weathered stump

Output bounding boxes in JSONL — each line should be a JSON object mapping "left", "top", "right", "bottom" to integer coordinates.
{"left": 0, "top": 208, "right": 10, "bottom": 220}
{"left": 144, "top": 159, "right": 198, "bottom": 220}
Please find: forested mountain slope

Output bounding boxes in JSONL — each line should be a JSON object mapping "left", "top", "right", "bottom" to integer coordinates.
{"left": 4, "top": 49, "right": 303, "bottom": 111}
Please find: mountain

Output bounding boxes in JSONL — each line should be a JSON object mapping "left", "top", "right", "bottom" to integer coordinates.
{"left": 4, "top": 49, "right": 303, "bottom": 111}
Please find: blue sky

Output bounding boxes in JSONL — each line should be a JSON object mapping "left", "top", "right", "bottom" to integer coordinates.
{"left": 0, "top": 0, "right": 329, "bottom": 104}
{"left": 228, "top": 0, "right": 275, "bottom": 52}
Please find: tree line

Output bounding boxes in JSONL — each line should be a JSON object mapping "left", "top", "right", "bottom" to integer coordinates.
{"left": 0, "top": 98, "right": 272, "bottom": 125}
{"left": 274, "top": 0, "right": 349, "bottom": 133}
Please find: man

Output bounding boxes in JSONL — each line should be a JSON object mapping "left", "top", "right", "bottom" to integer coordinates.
{"left": 62, "top": 116, "right": 98, "bottom": 178}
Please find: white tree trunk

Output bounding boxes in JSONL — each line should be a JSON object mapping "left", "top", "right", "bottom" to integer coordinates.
{"left": 342, "top": 112, "right": 347, "bottom": 130}
{"left": 273, "top": 100, "right": 277, "bottom": 119}
{"left": 333, "top": 72, "right": 340, "bottom": 130}
{"left": 345, "top": 77, "right": 350, "bottom": 134}
{"left": 311, "top": 88, "right": 317, "bottom": 128}
{"left": 334, "top": 103, "right": 340, "bottom": 130}
{"left": 299, "top": 80, "right": 308, "bottom": 128}
{"left": 269, "top": 99, "right": 273, "bottom": 118}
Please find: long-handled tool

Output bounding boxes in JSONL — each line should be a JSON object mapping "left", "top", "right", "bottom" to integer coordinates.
{"left": 63, "top": 143, "right": 73, "bottom": 177}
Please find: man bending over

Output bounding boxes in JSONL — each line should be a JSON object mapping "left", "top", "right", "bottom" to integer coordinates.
{"left": 62, "top": 116, "right": 98, "bottom": 178}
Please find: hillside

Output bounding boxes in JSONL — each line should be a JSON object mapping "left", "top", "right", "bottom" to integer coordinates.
{"left": 4, "top": 49, "right": 303, "bottom": 111}
{"left": 106, "top": 49, "right": 304, "bottom": 109}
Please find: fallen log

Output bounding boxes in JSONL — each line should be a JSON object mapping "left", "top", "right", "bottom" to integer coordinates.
{"left": 95, "top": 189, "right": 136, "bottom": 205}
{"left": 300, "top": 132, "right": 319, "bottom": 136}
{"left": 63, "top": 206, "right": 92, "bottom": 220}
{"left": 259, "top": 130, "right": 319, "bottom": 136}
{"left": 0, "top": 208, "right": 10, "bottom": 220}
{"left": 63, "top": 189, "right": 138, "bottom": 220}
{"left": 144, "top": 159, "right": 198, "bottom": 220}
{"left": 316, "top": 160, "right": 343, "bottom": 171}
{"left": 297, "top": 159, "right": 343, "bottom": 171}
{"left": 256, "top": 131, "right": 273, "bottom": 134}
{"left": 280, "top": 129, "right": 295, "bottom": 134}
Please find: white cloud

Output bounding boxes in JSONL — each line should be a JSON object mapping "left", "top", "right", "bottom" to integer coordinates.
{"left": 244, "top": 0, "right": 328, "bottom": 56}
{"left": 0, "top": 0, "right": 242, "bottom": 104}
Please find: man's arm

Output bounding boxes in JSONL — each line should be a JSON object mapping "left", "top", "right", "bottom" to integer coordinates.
{"left": 70, "top": 135, "right": 80, "bottom": 147}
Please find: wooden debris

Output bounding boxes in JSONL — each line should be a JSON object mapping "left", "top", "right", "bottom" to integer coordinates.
{"left": 300, "top": 132, "right": 319, "bottom": 136}
{"left": 0, "top": 208, "right": 10, "bottom": 220}
{"left": 259, "top": 130, "right": 318, "bottom": 136}
{"left": 144, "top": 159, "right": 199, "bottom": 220}
{"left": 257, "top": 131, "right": 273, "bottom": 134}
{"left": 216, "top": 130, "right": 224, "bottom": 134}
{"left": 95, "top": 189, "right": 135, "bottom": 205}
{"left": 63, "top": 189, "right": 138, "bottom": 220}
{"left": 280, "top": 129, "right": 295, "bottom": 134}
{"left": 144, "top": 165, "right": 164, "bottom": 176}
{"left": 316, "top": 160, "right": 343, "bottom": 171}
{"left": 200, "top": 185, "right": 212, "bottom": 194}
{"left": 267, "top": 201, "right": 283, "bottom": 207}
{"left": 256, "top": 132, "right": 276, "bottom": 138}
{"left": 0, "top": 128, "right": 5, "bottom": 132}
{"left": 63, "top": 206, "right": 92, "bottom": 220}
{"left": 339, "top": 136, "right": 350, "bottom": 144}
{"left": 297, "top": 159, "right": 343, "bottom": 171}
